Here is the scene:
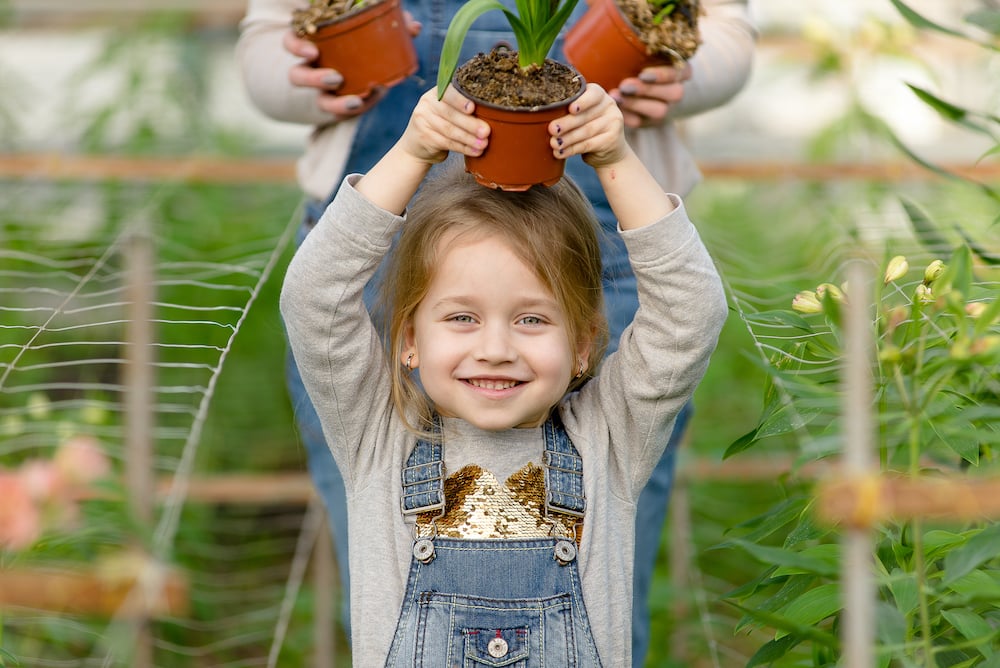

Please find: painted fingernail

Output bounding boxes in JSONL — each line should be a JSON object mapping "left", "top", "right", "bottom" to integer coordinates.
{"left": 619, "top": 83, "right": 638, "bottom": 95}
{"left": 639, "top": 72, "right": 657, "bottom": 83}
{"left": 322, "top": 73, "right": 344, "bottom": 88}
{"left": 556, "top": 137, "right": 563, "bottom": 146}
{"left": 573, "top": 104, "right": 581, "bottom": 113}
{"left": 344, "top": 97, "right": 362, "bottom": 110}
{"left": 555, "top": 124, "right": 562, "bottom": 134}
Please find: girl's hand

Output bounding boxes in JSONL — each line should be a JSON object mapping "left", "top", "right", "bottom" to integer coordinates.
{"left": 610, "top": 63, "right": 692, "bottom": 129}
{"left": 398, "top": 87, "right": 491, "bottom": 165}
{"left": 548, "top": 84, "right": 626, "bottom": 168}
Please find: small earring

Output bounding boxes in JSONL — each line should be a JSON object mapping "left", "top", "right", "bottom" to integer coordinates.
{"left": 574, "top": 361, "right": 586, "bottom": 379}
{"left": 404, "top": 352, "right": 414, "bottom": 371}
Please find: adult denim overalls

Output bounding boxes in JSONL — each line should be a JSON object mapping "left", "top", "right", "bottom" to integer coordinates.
{"left": 291, "top": 2, "right": 691, "bottom": 662}
{"left": 384, "top": 414, "right": 603, "bottom": 667}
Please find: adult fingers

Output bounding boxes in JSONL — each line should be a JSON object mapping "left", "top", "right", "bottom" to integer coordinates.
{"left": 282, "top": 30, "right": 319, "bottom": 61}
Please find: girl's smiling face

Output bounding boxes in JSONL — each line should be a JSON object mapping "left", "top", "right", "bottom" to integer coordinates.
{"left": 404, "top": 233, "right": 589, "bottom": 431}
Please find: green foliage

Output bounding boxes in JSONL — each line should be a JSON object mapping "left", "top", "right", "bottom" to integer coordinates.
{"left": 722, "top": 3, "right": 1000, "bottom": 664}
{"left": 436, "top": 0, "right": 579, "bottom": 98}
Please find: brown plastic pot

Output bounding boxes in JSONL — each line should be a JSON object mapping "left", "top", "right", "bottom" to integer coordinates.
{"left": 307, "top": 0, "right": 418, "bottom": 97}
{"left": 563, "top": 0, "right": 669, "bottom": 91}
{"left": 453, "top": 70, "right": 586, "bottom": 192}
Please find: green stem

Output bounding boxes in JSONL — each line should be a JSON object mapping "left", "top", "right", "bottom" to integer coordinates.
{"left": 906, "top": 328, "right": 934, "bottom": 668}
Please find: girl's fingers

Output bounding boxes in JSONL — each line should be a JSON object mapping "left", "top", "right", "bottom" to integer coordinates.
{"left": 409, "top": 89, "right": 490, "bottom": 157}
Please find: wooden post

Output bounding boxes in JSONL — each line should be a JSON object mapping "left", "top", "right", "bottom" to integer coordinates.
{"left": 840, "top": 260, "right": 876, "bottom": 668}
{"left": 313, "top": 510, "right": 336, "bottom": 668}
{"left": 123, "top": 220, "right": 156, "bottom": 668}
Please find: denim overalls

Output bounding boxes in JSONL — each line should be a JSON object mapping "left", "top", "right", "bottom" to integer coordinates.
{"left": 384, "top": 414, "right": 603, "bottom": 667}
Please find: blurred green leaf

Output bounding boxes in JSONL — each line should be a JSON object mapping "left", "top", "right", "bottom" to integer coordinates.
{"left": 746, "top": 635, "right": 801, "bottom": 667}
{"left": 944, "top": 524, "right": 1000, "bottom": 585}
{"left": 941, "top": 608, "right": 997, "bottom": 658}
{"left": 774, "top": 583, "right": 841, "bottom": 640}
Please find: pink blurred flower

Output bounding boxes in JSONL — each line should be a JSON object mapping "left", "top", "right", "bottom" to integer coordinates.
{"left": 0, "top": 471, "right": 43, "bottom": 551}
{"left": 54, "top": 435, "right": 111, "bottom": 487}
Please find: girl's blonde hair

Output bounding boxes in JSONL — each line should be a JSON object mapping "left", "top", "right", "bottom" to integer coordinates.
{"left": 378, "top": 160, "right": 609, "bottom": 435}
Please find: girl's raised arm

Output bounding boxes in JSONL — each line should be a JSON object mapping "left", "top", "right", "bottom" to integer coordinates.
{"left": 549, "top": 84, "right": 676, "bottom": 231}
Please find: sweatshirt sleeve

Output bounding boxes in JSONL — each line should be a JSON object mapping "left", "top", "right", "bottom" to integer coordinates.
{"left": 670, "top": 0, "right": 757, "bottom": 119}
{"left": 571, "top": 196, "right": 728, "bottom": 497}
{"left": 279, "top": 175, "right": 403, "bottom": 485}
{"left": 236, "top": 0, "right": 340, "bottom": 127}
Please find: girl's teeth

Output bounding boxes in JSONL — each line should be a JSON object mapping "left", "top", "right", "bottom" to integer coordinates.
{"left": 470, "top": 379, "right": 516, "bottom": 390}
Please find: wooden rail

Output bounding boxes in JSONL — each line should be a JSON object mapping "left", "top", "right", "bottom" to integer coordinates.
{"left": 2, "top": 153, "right": 998, "bottom": 185}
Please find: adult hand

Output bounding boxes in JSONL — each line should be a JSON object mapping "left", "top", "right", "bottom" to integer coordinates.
{"left": 282, "top": 12, "right": 422, "bottom": 120}
{"left": 611, "top": 62, "right": 692, "bottom": 128}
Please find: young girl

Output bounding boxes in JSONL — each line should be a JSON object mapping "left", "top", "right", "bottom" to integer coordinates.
{"left": 280, "top": 84, "right": 728, "bottom": 666}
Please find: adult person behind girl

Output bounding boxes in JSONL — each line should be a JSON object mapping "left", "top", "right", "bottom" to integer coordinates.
{"left": 237, "top": 1, "right": 754, "bottom": 663}
{"left": 280, "top": 81, "right": 728, "bottom": 667}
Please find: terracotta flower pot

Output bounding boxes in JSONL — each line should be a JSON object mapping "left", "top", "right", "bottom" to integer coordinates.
{"left": 306, "top": 0, "right": 418, "bottom": 97}
{"left": 453, "top": 70, "right": 586, "bottom": 192}
{"left": 563, "top": 0, "right": 670, "bottom": 92}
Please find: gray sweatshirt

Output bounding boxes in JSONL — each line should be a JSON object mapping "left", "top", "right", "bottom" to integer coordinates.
{"left": 280, "top": 175, "right": 728, "bottom": 666}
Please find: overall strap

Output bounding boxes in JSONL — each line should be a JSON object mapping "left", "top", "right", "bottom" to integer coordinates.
{"left": 400, "top": 417, "right": 445, "bottom": 517}
{"left": 400, "top": 413, "right": 586, "bottom": 519}
{"left": 543, "top": 412, "right": 586, "bottom": 519}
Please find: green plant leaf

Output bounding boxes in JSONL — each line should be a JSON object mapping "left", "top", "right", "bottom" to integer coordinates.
{"left": 745, "top": 635, "right": 802, "bottom": 667}
{"left": 734, "top": 573, "right": 816, "bottom": 633}
{"left": 774, "top": 583, "right": 842, "bottom": 640}
{"left": 899, "top": 197, "right": 952, "bottom": 255}
{"left": 890, "top": 0, "right": 970, "bottom": 39}
{"left": 954, "top": 226, "right": 1000, "bottom": 266}
{"left": 874, "top": 600, "right": 908, "bottom": 655}
{"left": 965, "top": 9, "right": 1000, "bottom": 38}
{"left": 943, "top": 524, "right": 1000, "bottom": 585}
{"left": 728, "top": 539, "right": 840, "bottom": 576}
{"left": 941, "top": 608, "right": 997, "bottom": 658}
{"left": 886, "top": 568, "right": 919, "bottom": 616}
{"left": 726, "top": 601, "right": 840, "bottom": 648}
{"left": 436, "top": 0, "right": 518, "bottom": 97}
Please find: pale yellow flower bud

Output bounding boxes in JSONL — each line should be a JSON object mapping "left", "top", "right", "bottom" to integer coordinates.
{"left": 965, "top": 302, "right": 988, "bottom": 318}
{"left": 915, "top": 283, "right": 934, "bottom": 304}
{"left": 792, "top": 290, "right": 823, "bottom": 314}
{"left": 884, "top": 255, "right": 909, "bottom": 284}
{"left": 923, "top": 260, "right": 945, "bottom": 284}
{"left": 27, "top": 392, "right": 51, "bottom": 420}
{"left": 970, "top": 335, "right": 1000, "bottom": 358}
{"left": 816, "top": 283, "right": 845, "bottom": 303}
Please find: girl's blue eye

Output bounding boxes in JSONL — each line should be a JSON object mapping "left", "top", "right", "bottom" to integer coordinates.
{"left": 519, "top": 316, "right": 543, "bottom": 325}
{"left": 451, "top": 314, "right": 475, "bottom": 323}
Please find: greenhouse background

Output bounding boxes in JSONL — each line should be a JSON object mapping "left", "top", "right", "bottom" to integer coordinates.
{"left": 1, "top": 0, "right": 998, "bottom": 666}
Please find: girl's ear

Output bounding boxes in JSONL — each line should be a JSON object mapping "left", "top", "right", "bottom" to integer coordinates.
{"left": 574, "top": 325, "right": 596, "bottom": 377}
{"left": 403, "top": 322, "right": 418, "bottom": 370}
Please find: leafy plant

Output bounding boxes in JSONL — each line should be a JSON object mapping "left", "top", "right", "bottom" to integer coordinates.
{"left": 719, "top": 1, "right": 1000, "bottom": 665}
{"left": 436, "top": 0, "right": 580, "bottom": 97}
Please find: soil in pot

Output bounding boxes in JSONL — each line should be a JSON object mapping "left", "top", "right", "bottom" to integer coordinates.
{"left": 617, "top": 0, "right": 701, "bottom": 64}
{"left": 452, "top": 50, "right": 585, "bottom": 190}
{"left": 289, "top": 0, "right": 417, "bottom": 97}
{"left": 454, "top": 49, "right": 581, "bottom": 108}
{"left": 291, "top": 0, "right": 371, "bottom": 35}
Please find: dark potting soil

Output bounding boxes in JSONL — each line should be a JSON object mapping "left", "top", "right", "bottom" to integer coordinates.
{"left": 454, "top": 50, "right": 583, "bottom": 109}
{"left": 291, "top": 0, "right": 384, "bottom": 35}
{"left": 616, "top": 0, "right": 702, "bottom": 64}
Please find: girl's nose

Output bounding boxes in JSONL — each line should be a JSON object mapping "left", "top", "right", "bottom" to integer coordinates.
{"left": 475, "top": 322, "right": 516, "bottom": 363}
